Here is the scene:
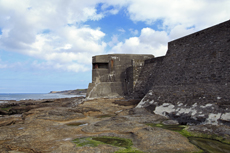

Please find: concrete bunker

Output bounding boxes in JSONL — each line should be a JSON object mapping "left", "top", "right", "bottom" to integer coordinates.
{"left": 93, "top": 63, "right": 108, "bottom": 69}
{"left": 86, "top": 54, "right": 154, "bottom": 98}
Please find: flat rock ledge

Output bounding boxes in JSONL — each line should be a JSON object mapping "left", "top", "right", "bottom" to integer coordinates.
{"left": 0, "top": 97, "right": 228, "bottom": 152}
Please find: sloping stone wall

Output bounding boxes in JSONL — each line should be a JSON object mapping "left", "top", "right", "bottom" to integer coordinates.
{"left": 136, "top": 20, "right": 230, "bottom": 125}
{"left": 154, "top": 21, "right": 230, "bottom": 86}
{"left": 132, "top": 56, "right": 164, "bottom": 99}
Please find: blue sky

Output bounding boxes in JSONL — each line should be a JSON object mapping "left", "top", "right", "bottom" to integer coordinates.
{"left": 0, "top": 0, "right": 229, "bottom": 93}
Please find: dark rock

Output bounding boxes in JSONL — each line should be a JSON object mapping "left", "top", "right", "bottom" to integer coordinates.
{"left": 162, "top": 120, "right": 179, "bottom": 125}
{"left": 188, "top": 124, "right": 230, "bottom": 141}
{"left": 129, "top": 107, "right": 153, "bottom": 115}
{"left": 112, "top": 99, "right": 141, "bottom": 106}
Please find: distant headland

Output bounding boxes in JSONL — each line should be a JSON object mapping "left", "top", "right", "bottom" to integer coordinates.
{"left": 49, "top": 89, "right": 87, "bottom": 95}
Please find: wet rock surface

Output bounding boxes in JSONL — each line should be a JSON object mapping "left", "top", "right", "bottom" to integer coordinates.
{"left": 0, "top": 97, "right": 228, "bottom": 152}
{"left": 188, "top": 124, "right": 230, "bottom": 141}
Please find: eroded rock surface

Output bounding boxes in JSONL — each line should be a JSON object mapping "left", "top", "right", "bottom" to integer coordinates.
{"left": 137, "top": 92, "right": 230, "bottom": 126}
{"left": 0, "top": 97, "right": 219, "bottom": 153}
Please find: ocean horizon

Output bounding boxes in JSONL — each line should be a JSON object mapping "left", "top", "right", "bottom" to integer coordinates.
{"left": 0, "top": 93, "right": 83, "bottom": 101}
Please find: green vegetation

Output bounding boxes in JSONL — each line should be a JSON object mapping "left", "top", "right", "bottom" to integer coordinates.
{"left": 72, "top": 137, "right": 103, "bottom": 147}
{"left": 145, "top": 123, "right": 186, "bottom": 132}
{"left": 0, "top": 107, "right": 11, "bottom": 111}
{"left": 146, "top": 123, "right": 230, "bottom": 144}
{"left": 179, "top": 128, "right": 230, "bottom": 145}
{"left": 146, "top": 123, "right": 230, "bottom": 153}
{"left": 92, "top": 137, "right": 132, "bottom": 148}
{"left": 66, "top": 122, "right": 88, "bottom": 126}
{"left": 72, "top": 136, "right": 144, "bottom": 153}
{"left": 180, "top": 128, "right": 230, "bottom": 153}
{"left": 96, "top": 114, "right": 114, "bottom": 118}
{"left": 77, "top": 89, "right": 85, "bottom": 91}
{"left": 72, "top": 136, "right": 132, "bottom": 148}
{"left": 115, "top": 148, "right": 145, "bottom": 153}
{"left": 189, "top": 137, "right": 230, "bottom": 153}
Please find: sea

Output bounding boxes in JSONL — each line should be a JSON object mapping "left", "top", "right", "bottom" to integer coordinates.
{"left": 0, "top": 93, "right": 83, "bottom": 102}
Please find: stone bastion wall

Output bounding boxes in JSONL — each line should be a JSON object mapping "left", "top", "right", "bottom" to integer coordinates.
{"left": 136, "top": 20, "right": 230, "bottom": 125}
{"left": 86, "top": 20, "right": 230, "bottom": 125}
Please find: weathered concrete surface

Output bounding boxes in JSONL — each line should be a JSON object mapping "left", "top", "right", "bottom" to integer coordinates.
{"left": 87, "top": 82, "right": 124, "bottom": 99}
{"left": 87, "top": 54, "right": 154, "bottom": 98}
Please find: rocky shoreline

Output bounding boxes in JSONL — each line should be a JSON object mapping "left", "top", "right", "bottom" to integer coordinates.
{"left": 0, "top": 97, "right": 230, "bottom": 152}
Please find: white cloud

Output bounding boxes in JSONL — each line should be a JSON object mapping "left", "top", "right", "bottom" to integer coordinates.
{"left": 107, "top": 0, "right": 230, "bottom": 57}
{"left": 110, "top": 27, "right": 168, "bottom": 57}
{"left": 27, "top": 26, "right": 106, "bottom": 67}
{"left": 101, "top": 0, "right": 230, "bottom": 41}
{"left": 125, "top": 0, "right": 230, "bottom": 30}
{"left": 0, "top": 64, "right": 7, "bottom": 69}
{"left": 129, "top": 29, "right": 138, "bottom": 36}
{"left": 100, "top": 3, "right": 120, "bottom": 15}
{"left": 0, "top": 0, "right": 229, "bottom": 73}
{"left": 118, "top": 28, "right": 126, "bottom": 33}
{"left": 139, "top": 28, "right": 168, "bottom": 46}
{"left": 0, "top": 0, "right": 107, "bottom": 72}
{"left": 169, "top": 24, "right": 196, "bottom": 40}
{"left": 0, "top": 59, "right": 26, "bottom": 69}
{"left": 32, "top": 61, "right": 89, "bottom": 72}
{"left": 0, "top": 58, "right": 7, "bottom": 69}
{"left": 108, "top": 35, "right": 119, "bottom": 47}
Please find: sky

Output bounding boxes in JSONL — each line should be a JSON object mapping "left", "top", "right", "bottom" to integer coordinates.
{"left": 0, "top": 0, "right": 229, "bottom": 93}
